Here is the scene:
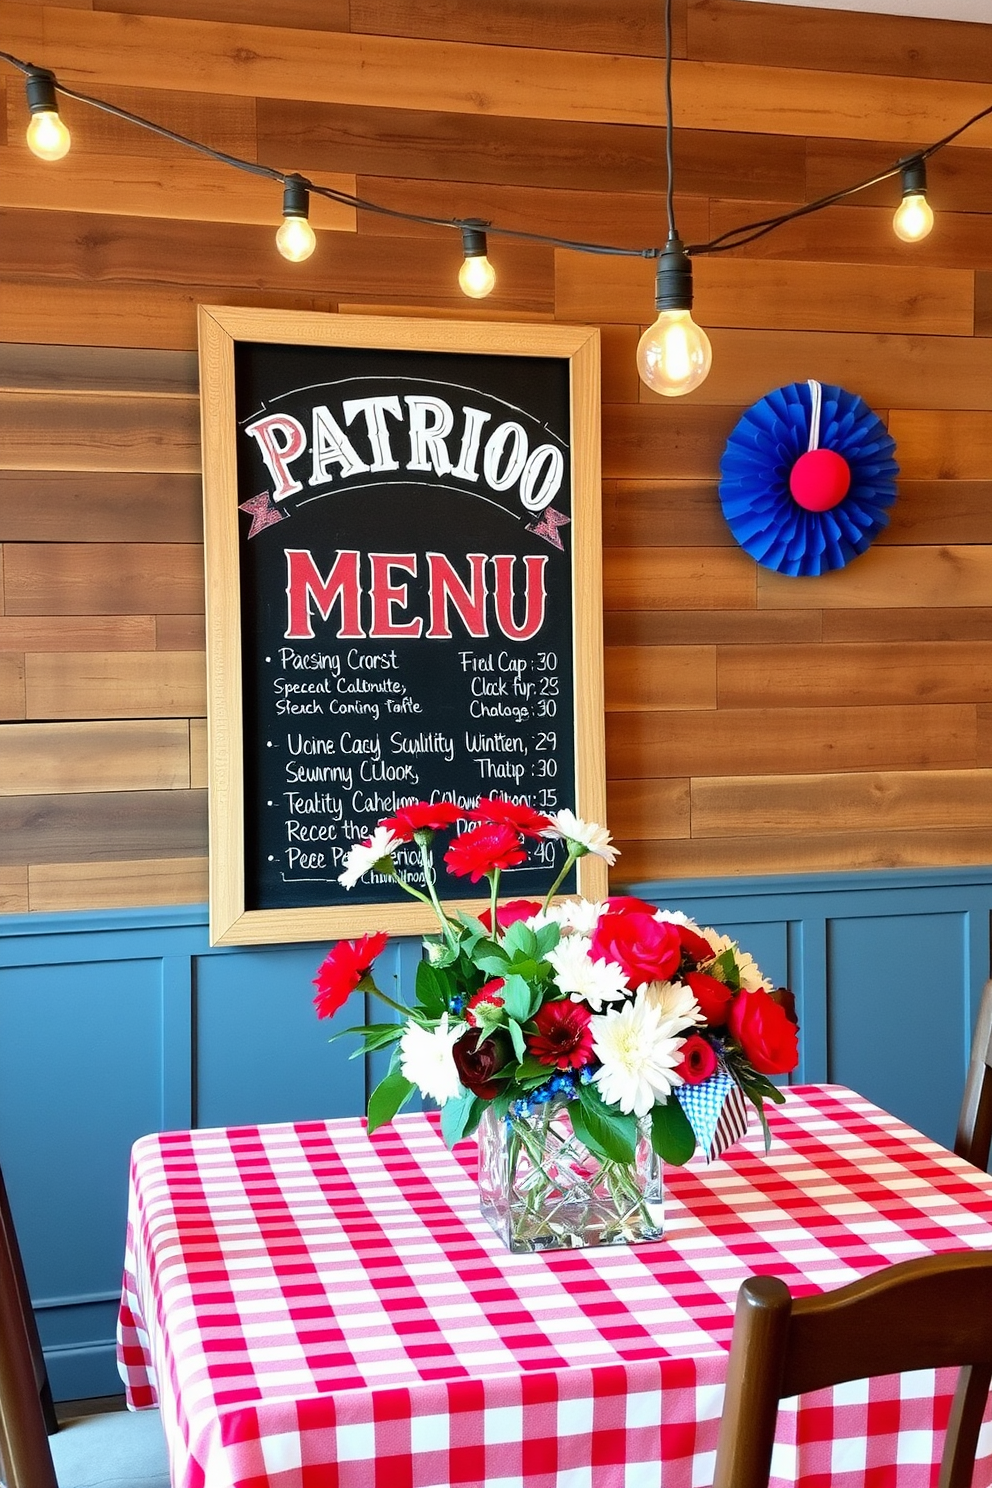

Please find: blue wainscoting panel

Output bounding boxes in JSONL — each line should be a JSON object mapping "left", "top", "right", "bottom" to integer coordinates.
{"left": 0, "top": 867, "right": 989, "bottom": 1399}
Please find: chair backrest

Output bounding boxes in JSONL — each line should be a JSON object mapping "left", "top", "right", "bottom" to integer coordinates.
{"left": 0, "top": 1163, "right": 59, "bottom": 1488}
{"left": 713, "top": 1251, "right": 992, "bottom": 1488}
{"left": 955, "top": 978, "right": 992, "bottom": 1172}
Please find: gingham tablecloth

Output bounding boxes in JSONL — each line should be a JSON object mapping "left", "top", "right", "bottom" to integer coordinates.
{"left": 116, "top": 1085, "right": 992, "bottom": 1488}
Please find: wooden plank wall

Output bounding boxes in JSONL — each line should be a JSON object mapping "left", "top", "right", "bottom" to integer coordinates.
{"left": 0, "top": 0, "right": 990, "bottom": 912}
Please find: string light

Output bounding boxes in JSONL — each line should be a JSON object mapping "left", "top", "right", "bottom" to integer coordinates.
{"left": 893, "top": 157, "right": 935, "bottom": 243}
{"left": 457, "top": 221, "right": 496, "bottom": 299}
{"left": 24, "top": 68, "right": 70, "bottom": 161}
{"left": 1, "top": 38, "right": 988, "bottom": 397}
{"left": 275, "top": 175, "right": 317, "bottom": 263}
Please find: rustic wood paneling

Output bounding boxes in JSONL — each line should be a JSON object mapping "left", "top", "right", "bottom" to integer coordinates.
{"left": 0, "top": 392, "right": 200, "bottom": 472}
{"left": 603, "top": 547, "right": 756, "bottom": 611}
{"left": 1, "top": 0, "right": 989, "bottom": 907}
{"left": 717, "top": 642, "right": 992, "bottom": 709}
{"left": 27, "top": 855, "right": 208, "bottom": 911}
{"left": 0, "top": 472, "right": 202, "bottom": 542}
{"left": 756, "top": 547, "right": 992, "bottom": 610}
{"left": 24, "top": 651, "right": 206, "bottom": 719}
{"left": 0, "top": 787, "right": 207, "bottom": 863}
{"left": 606, "top": 704, "right": 978, "bottom": 778}
{"left": 691, "top": 769, "right": 992, "bottom": 838}
{"left": 0, "top": 719, "right": 191, "bottom": 794}
{"left": 605, "top": 646, "right": 717, "bottom": 711}
{"left": 5, "top": 544, "right": 204, "bottom": 615}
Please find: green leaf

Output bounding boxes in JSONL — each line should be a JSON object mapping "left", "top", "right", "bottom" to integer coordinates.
{"left": 367, "top": 1071, "right": 416, "bottom": 1134}
{"left": 461, "top": 1096, "right": 488, "bottom": 1142}
{"left": 440, "top": 1087, "right": 476, "bottom": 1147}
{"left": 415, "top": 960, "right": 449, "bottom": 1015}
{"left": 574, "top": 1083, "right": 637, "bottom": 1164}
{"left": 506, "top": 1017, "right": 527, "bottom": 1063}
{"left": 711, "top": 948, "right": 739, "bottom": 988}
{"left": 513, "top": 1055, "right": 549, "bottom": 1082}
{"left": 328, "top": 1021, "right": 399, "bottom": 1045}
{"left": 503, "top": 922, "right": 538, "bottom": 959}
{"left": 650, "top": 1098, "right": 697, "bottom": 1166}
{"left": 498, "top": 974, "right": 533, "bottom": 1023}
{"left": 472, "top": 947, "right": 511, "bottom": 977}
{"left": 490, "top": 1089, "right": 515, "bottom": 1122}
{"left": 533, "top": 923, "right": 561, "bottom": 959}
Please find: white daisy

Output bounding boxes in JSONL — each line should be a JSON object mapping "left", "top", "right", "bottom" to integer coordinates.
{"left": 338, "top": 827, "right": 401, "bottom": 889}
{"left": 542, "top": 809, "right": 619, "bottom": 866}
{"left": 548, "top": 935, "right": 629, "bottom": 1010}
{"left": 398, "top": 1013, "right": 464, "bottom": 1105}
{"left": 704, "top": 932, "right": 773, "bottom": 993}
{"left": 654, "top": 908, "right": 702, "bottom": 932}
{"left": 640, "top": 979, "right": 705, "bottom": 1030}
{"left": 548, "top": 898, "right": 604, "bottom": 935}
{"left": 591, "top": 996, "right": 686, "bottom": 1117}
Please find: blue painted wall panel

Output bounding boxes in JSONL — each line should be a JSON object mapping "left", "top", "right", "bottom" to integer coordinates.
{"left": 0, "top": 868, "right": 989, "bottom": 1399}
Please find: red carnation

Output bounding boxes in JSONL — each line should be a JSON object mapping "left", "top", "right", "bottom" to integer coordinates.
{"left": 590, "top": 911, "right": 681, "bottom": 986}
{"left": 465, "top": 979, "right": 506, "bottom": 1027}
{"left": 312, "top": 932, "right": 388, "bottom": 1019}
{"left": 444, "top": 823, "right": 526, "bottom": 882}
{"left": 674, "top": 1033, "right": 718, "bottom": 1085}
{"left": 478, "top": 899, "right": 543, "bottom": 932}
{"left": 380, "top": 801, "right": 465, "bottom": 842}
{"left": 728, "top": 988, "right": 799, "bottom": 1076}
{"left": 684, "top": 971, "right": 734, "bottom": 1027}
{"left": 526, "top": 1000, "right": 595, "bottom": 1069}
{"left": 469, "top": 797, "right": 553, "bottom": 839}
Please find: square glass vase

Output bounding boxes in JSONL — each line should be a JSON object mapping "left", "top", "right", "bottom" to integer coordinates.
{"left": 475, "top": 1097, "right": 664, "bottom": 1252}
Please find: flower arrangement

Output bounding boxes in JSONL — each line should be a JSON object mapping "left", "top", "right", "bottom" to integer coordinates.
{"left": 313, "top": 798, "right": 799, "bottom": 1198}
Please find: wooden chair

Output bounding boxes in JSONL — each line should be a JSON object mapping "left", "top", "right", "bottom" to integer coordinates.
{"left": 955, "top": 978, "right": 992, "bottom": 1172}
{"left": 712, "top": 1251, "right": 992, "bottom": 1488}
{"left": 0, "top": 1161, "right": 170, "bottom": 1488}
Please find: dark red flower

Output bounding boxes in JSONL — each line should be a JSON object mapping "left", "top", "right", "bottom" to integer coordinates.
{"left": 525, "top": 1000, "right": 595, "bottom": 1070}
{"left": 465, "top": 979, "right": 506, "bottom": 1027}
{"left": 674, "top": 1033, "right": 718, "bottom": 1085}
{"left": 379, "top": 801, "right": 465, "bottom": 842}
{"left": 728, "top": 988, "right": 799, "bottom": 1076}
{"left": 771, "top": 986, "right": 799, "bottom": 1026}
{"left": 684, "top": 971, "right": 735, "bottom": 1027}
{"left": 468, "top": 797, "right": 553, "bottom": 839}
{"left": 590, "top": 911, "right": 681, "bottom": 986}
{"left": 477, "top": 899, "right": 543, "bottom": 932}
{"left": 444, "top": 823, "right": 526, "bottom": 882}
{"left": 452, "top": 1028, "right": 512, "bottom": 1099}
{"left": 312, "top": 932, "right": 388, "bottom": 1019}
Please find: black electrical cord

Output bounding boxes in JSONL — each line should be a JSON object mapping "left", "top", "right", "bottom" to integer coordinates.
{"left": 1, "top": 46, "right": 989, "bottom": 263}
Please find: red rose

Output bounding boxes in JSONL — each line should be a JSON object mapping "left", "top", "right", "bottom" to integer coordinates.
{"left": 728, "top": 988, "right": 799, "bottom": 1076}
{"left": 452, "top": 1028, "right": 512, "bottom": 1099}
{"left": 312, "top": 932, "right": 388, "bottom": 1019}
{"left": 478, "top": 900, "right": 543, "bottom": 932}
{"left": 675, "top": 923, "right": 718, "bottom": 966}
{"left": 465, "top": 979, "right": 506, "bottom": 1027}
{"left": 604, "top": 895, "right": 658, "bottom": 916}
{"left": 444, "top": 823, "right": 526, "bottom": 882}
{"left": 525, "top": 1001, "right": 595, "bottom": 1070}
{"left": 684, "top": 971, "right": 734, "bottom": 1027}
{"left": 590, "top": 911, "right": 681, "bottom": 986}
{"left": 469, "top": 797, "right": 553, "bottom": 839}
{"left": 380, "top": 802, "right": 465, "bottom": 841}
{"left": 674, "top": 1033, "right": 718, "bottom": 1085}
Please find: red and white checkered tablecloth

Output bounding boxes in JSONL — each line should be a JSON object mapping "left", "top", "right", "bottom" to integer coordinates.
{"left": 117, "top": 1084, "right": 992, "bottom": 1488}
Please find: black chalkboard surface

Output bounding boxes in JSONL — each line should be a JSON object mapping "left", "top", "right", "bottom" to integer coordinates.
{"left": 199, "top": 308, "right": 605, "bottom": 945}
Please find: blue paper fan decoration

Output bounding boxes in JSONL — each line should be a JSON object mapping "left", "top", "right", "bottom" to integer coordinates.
{"left": 718, "top": 380, "right": 899, "bottom": 576}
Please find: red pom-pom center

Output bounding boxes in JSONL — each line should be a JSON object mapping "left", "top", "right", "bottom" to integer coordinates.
{"left": 789, "top": 447, "right": 851, "bottom": 511}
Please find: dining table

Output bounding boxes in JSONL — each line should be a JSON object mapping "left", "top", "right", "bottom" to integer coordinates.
{"left": 116, "top": 1083, "right": 992, "bottom": 1488}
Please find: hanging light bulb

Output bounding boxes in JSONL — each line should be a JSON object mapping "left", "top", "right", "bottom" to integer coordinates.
{"left": 24, "top": 69, "right": 70, "bottom": 161}
{"left": 637, "top": 235, "right": 712, "bottom": 397}
{"left": 275, "top": 175, "right": 316, "bottom": 262}
{"left": 458, "top": 221, "right": 496, "bottom": 299}
{"left": 893, "top": 157, "right": 934, "bottom": 243}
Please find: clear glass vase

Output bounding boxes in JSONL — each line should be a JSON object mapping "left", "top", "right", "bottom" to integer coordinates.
{"left": 475, "top": 1097, "right": 664, "bottom": 1252}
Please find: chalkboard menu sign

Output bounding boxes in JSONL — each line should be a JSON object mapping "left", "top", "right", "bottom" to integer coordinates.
{"left": 198, "top": 307, "right": 605, "bottom": 945}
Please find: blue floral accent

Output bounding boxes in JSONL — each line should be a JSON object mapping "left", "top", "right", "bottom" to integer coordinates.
{"left": 718, "top": 382, "right": 899, "bottom": 576}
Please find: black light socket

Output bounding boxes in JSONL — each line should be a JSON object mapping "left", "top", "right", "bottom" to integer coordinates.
{"left": 899, "top": 157, "right": 927, "bottom": 198}
{"left": 281, "top": 174, "right": 311, "bottom": 219}
{"left": 654, "top": 233, "right": 694, "bottom": 312}
{"left": 25, "top": 68, "right": 59, "bottom": 116}
{"left": 459, "top": 220, "right": 490, "bottom": 258}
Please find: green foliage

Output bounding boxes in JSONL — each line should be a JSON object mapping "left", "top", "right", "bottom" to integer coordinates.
{"left": 573, "top": 1082, "right": 637, "bottom": 1164}
{"left": 415, "top": 959, "right": 449, "bottom": 1016}
{"left": 440, "top": 1087, "right": 478, "bottom": 1147}
{"left": 367, "top": 1071, "right": 416, "bottom": 1134}
{"left": 710, "top": 948, "right": 739, "bottom": 987}
{"left": 650, "top": 1097, "right": 696, "bottom": 1166}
